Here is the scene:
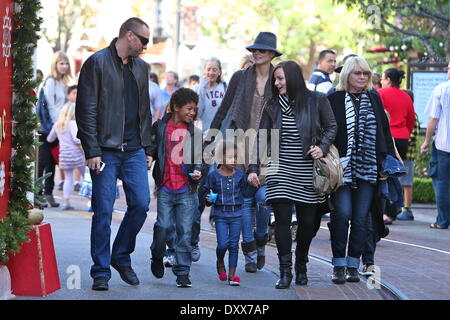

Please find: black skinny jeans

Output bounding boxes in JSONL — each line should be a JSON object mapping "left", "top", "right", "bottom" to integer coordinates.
{"left": 272, "top": 202, "right": 322, "bottom": 268}
{"left": 37, "top": 133, "right": 57, "bottom": 195}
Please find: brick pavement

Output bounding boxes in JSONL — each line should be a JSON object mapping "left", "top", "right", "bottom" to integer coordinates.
{"left": 30, "top": 173, "right": 449, "bottom": 300}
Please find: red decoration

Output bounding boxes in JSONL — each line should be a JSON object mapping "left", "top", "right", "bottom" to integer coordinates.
{"left": 6, "top": 222, "right": 61, "bottom": 296}
{"left": 366, "top": 46, "right": 390, "bottom": 53}
{"left": 0, "top": 0, "right": 13, "bottom": 221}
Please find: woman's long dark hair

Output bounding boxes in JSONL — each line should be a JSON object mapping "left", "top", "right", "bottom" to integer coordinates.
{"left": 271, "top": 60, "right": 310, "bottom": 113}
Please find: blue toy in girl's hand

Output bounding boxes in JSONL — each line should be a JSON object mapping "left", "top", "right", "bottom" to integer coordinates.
{"left": 189, "top": 172, "right": 200, "bottom": 177}
{"left": 209, "top": 191, "right": 218, "bottom": 203}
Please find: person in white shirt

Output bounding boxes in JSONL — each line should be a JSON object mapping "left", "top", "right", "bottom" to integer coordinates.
{"left": 420, "top": 62, "right": 450, "bottom": 229}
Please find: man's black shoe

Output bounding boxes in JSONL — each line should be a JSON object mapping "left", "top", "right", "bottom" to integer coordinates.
{"left": 151, "top": 258, "right": 164, "bottom": 279}
{"left": 92, "top": 277, "right": 109, "bottom": 291}
{"left": 111, "top": 264, "right": 140, "bottom": 286}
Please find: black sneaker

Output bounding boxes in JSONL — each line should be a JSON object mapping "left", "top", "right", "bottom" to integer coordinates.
{"left": 332, "top": 267, "right": 346, "bottom": 284}
{"left": 346, "top": 267, "right": 360, "bottom": 282}
{"left": 151, "top": 258, "right": 164, "bottom": 279}
{"left": 111, "top": 264, "right": 140, "bottom": 286}
{"left": 92, "top": 277, "right": 109, "bottom": 291}
{"left": 176, "top": 274, "right": 192, "bottom": 288}
{"left": 245, "top": 263, "right": 257, "bottom": 273}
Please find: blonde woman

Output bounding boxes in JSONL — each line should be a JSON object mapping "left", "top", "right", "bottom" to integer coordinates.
{"left": 37, "top": 51, "right": 72, "bottom": 207}
{"left": 327, "top": 57, "right": 396, "bottom": 284}
{"left": 47, "top": 85, "right": 85, "bottom": 210}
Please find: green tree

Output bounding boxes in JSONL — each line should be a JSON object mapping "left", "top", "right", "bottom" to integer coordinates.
{"left": 337, "top": 0, "right": 449, "bottom": 61}
{"left": 193, "top": 0, "right": 376, "bottom": 75}
{"left": 40, "top": 0, "right": 104, "bottom": 52}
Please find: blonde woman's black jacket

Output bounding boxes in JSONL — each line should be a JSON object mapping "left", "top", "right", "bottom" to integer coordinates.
{"left": 149, "top": 113, "right": 203, "bottom": 192}
{"left": 248, "top": 91, "right": 337, "bottom": 175}
{"left": 327, "top": 89, "right": 396, "bottom": 170}
{"left": 75, "top": 38, "right": 154, "bottom": 159}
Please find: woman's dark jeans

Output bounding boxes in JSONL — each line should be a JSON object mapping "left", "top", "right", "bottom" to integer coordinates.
{"left": 330, "top": 179, "right": 375, "bottom": 269}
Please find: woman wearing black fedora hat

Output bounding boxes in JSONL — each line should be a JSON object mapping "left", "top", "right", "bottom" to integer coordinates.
{"left": 206, "top": 32, "right": 282, "bottom": 275}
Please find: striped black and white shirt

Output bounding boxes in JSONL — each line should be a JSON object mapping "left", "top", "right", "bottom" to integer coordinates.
{"left": 265, "top": 95, "right": 325, "bottom": 204}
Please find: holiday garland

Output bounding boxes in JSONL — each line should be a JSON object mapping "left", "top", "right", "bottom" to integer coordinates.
{"left": 0, "top": 0, "right": 42, "bottom": 263}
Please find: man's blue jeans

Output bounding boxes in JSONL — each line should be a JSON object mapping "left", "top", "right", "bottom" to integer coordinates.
{"left": 90, "top": 149, "right": 150, "bottom": 280}
{"left": 429, "top": 143, "right": 450, "bottom": 228}
{"left": 151, "top": 189, "right": 197, "bottom": 276}
{"left": 215, "top": 214, "right": 242, "bottom": 268}
{"left": 241, "top": 185, "right": 271, "bottom": 243}
{"left": 330, "top": 179, "right": 374, "bottom": 269}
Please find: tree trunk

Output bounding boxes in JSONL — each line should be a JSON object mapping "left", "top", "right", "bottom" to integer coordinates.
{"left": 305, "top": 40, "right": 317, "bottom": 79}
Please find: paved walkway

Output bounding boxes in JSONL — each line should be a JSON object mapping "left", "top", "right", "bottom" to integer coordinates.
{"left": 11, "top": 173, "right": 450, "bottom": 300}
{"left": 16, "top": 209, "right": 297, "bottom": 300}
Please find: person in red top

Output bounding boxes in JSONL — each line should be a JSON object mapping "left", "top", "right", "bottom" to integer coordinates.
{"left": 378, "top": 68, "right": 415, "bottom": 161}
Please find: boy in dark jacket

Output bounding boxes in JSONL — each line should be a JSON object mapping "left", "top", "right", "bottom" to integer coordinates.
{"left": 149, "top": 88, "right": 203, "bottom": 288}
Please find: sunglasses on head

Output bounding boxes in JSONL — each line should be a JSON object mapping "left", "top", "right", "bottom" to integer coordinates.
{"left": 249, "top": 49, "right": 268, "bottom": 54}
{"left": 130, "top": 30, "right": 149, "bottom": 46}
{"left": 352, "top": 71, "right": 370, "bottom": 77}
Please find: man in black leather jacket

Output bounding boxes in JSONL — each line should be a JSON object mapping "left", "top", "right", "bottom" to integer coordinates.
{"left": 75, "top": 17, "right": 154, "bottom": 291}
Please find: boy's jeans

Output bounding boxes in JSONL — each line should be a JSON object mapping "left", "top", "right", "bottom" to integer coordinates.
{"left": 151, "top": 189, "right": 197, "bottom": 275}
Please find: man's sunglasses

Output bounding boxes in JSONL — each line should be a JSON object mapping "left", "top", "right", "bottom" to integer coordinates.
{"left": 130, "top": 30, "right": 149, "bottom": 46}
{"left": 249, "top": 49, "right": 268, "bottom": 54}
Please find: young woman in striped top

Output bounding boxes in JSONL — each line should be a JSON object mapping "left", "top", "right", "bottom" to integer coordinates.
{"left": 248, "top": 61, "right": 337, "bottom": 288}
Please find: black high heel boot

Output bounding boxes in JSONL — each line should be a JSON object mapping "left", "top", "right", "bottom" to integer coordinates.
{"left": 295, "top": 263, "right": 308, "bottom": 286}
{"left": 275, "top": 253, "right": 293, "bottom": 289}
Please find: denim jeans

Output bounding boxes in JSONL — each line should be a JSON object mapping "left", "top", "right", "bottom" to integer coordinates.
{"left": 191, "top": 164, "right": 215, "bottom": 246}
{"left": 90, "top": 149, "right": 150, "bottom": 280}
{"left": 330, "top": 179, "right": 375, "bottom": 269}
{"left": 361, "top": 208, "right": 376, "bottom": 266}
{"left": 215, "top": 214, "right": 242, "bottom": 268}
{"left": 241, "top": 185, "right": 271, "bottom": 243}
{"left": 151, "top": 189, "right": 197, "bottom": 275}
{"left": 153, "top": 219, "right": 176, "bottom": 256}
{"left": 429, "top": 143, "right": 450, "bottom": 228}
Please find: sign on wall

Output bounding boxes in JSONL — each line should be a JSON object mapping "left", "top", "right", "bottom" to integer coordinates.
{"left": 411, "top": 71, "right": 448, "bottom": 127}
{"left": 0, "top": 0, "right": 13, "bottom": 221}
